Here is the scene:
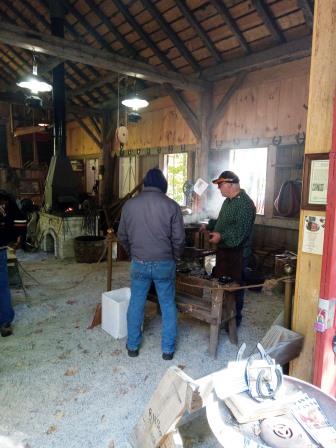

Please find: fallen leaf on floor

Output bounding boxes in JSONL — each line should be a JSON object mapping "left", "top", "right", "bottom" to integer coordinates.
{"left": 46, "top": 425, "right": 57, "bottom": 434}
{"left": 66, "top": 299, "right": 78, "bottom": 305}
{"left": 111, "top": 349, "right": 122, "bottom": 356}
{"left": 33, "top": 328, "right": 43, "bottom": 334}
{"left": 55, "top": 410, "right": 64, "bottom": 420}
{"left": 64, "top": 367, "right": 78, "bottom": 376}
{"left": 178, "top": 364, "right": 186, "bottom": 370}
{"left": 58, "top": 350, "right": 71, "bottom": 360}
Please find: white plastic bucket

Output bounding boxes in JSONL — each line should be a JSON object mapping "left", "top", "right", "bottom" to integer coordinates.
{"left": 101, "top": 287, "right": 131, "bottom": 339}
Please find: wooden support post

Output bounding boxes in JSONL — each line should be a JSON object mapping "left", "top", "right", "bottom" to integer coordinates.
{"left": 106, "top": 228, "right": 114, "bottom": 291}
{"left": 283, "top": 277, "right": 294, "bottom": 329}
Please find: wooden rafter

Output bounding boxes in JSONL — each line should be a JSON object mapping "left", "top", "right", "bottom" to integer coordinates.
{"left": 82, "top": 0, "right": 138, "bottom": 59}
{"left": 36, "top": 0, "right": 110, "bottom": 102}
{"left": 72, "top": 113, "right": 102, "bottom": 148}
{"left": 0, "top": 22, "right": 208, "bottom": 92}
{"left": 139, "top": 0, "right": 200, "bottom": 72}
{"left": 175, "top": 0, "right": 222, "bottom": 64}
{"left": 298, "top": 0, "right": 314, "bottom": 30}
{"left": 208, "top": 0, "right": 250, "bottom": 54}
{"left": 0, "top": 92, "right": 105, "bottom": 117}
{"left": 89, "top": 117, "right": 102, "bottom": 139}
{"left": 9, "top": 0, "right": 100, "bottom": 108}
{"left": 0, "top": 48, "right": 25, "bottom": 79}
{"left": 165, "top": 84, "right": 201, "bottom": 141}
{"left": 207, "top": 72, "right": 247, "bottom": 133}
{"left": 252, "top": 0, "right": 285, "bottom": 43}
{"left": 67, "top": 74, "right": 118, "bottom": 99}
{"left": 113, "top": 0, "right": 175, "bottom": 71}
{"left": 203, "top": 36, "right": 312, "bottom": 81}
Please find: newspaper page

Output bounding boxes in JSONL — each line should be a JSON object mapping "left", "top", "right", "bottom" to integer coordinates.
{"left": 291, "top": 393, "right": 336, "bottom": 447}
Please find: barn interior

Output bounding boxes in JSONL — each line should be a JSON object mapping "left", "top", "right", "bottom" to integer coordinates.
{"left": 0, "top": 1, "right": 335, "bottom": 447}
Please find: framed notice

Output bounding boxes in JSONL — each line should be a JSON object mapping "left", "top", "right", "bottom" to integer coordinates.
{"left": 302, "top": 153, "right": 329, "bottom": 210}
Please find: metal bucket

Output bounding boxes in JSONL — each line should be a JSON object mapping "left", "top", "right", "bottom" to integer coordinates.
{"left": 74, "top": 236, "right": 105, "bottom": 263}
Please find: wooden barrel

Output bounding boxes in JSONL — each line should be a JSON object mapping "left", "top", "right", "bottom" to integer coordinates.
{"left": 74, "top": 236, "right": 105, "bottom": 263}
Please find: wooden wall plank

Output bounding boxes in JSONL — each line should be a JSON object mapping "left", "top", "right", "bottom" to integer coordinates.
{"left": 125, "top": 59, "right": 310, "bottom": 152}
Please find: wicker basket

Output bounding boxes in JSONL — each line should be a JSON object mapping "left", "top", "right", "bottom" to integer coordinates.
{"left": 74, "top": 236, "right": 105, "bottom": 263}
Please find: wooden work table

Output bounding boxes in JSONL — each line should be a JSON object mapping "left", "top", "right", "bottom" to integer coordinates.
{"left": 148, "top": 273, "right": 239, "bottom": 358}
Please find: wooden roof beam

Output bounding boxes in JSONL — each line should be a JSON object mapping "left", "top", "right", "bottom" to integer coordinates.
{"left": 203, "top": 36, "right": 311, "bottom": 81}
{"left": 67, "top": 74, "right": 118, "bottom": 99}
{"left": 71, "top": 112, "right": 102, "bottom": 148}
{"left": 0, "top": 22, "right": 208, "bottom": 92}
{"left": 38, "top": 0, "right": 112, "bottom": 99}
{"left": 208, "top": 72, "right": 246, "bottom": 133}
{"left": 112, "top": 0, "right": 175, "bottom": 71}
{"left": 175, "top": 0, "right": 222, "bottom": 64}
{"left": 208, "top": 0, "right": 250, "bottom": 54}
{"left": 297, "top": 0, "right": 314, "bottom": 31}
{"left": 0, "top": 92, "right": 106, "bottom": 117}
{"left": 139, "top": 0, "right": 200, "bottom": 72}
{"left": 252, "top": 0, "right": 285, "bottom": 43}
{"left": 165, "top": 84, "right": 201, "bottom": 141}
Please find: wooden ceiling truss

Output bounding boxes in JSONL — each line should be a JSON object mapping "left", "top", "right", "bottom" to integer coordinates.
{"left": 0, "top": 0, "right": 314, "bottom": 140}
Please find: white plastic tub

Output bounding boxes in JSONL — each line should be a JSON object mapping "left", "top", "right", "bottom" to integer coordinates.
{"left": 101, "top": 287, "right": 131, "bottom": 339}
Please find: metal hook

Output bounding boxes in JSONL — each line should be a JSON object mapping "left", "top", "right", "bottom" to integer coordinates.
{"left": 272, "top": 135, "right": 282, "bottom": 145}
{"left": 252, "top": 137, "right": 260, "bottom": 146}
{"left": 296, "top": 131, "right": 305, "bottom": 145}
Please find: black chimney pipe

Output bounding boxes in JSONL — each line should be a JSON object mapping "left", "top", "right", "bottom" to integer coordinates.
{"left": 50, "top": 1, "right": 66, "bottom": 157}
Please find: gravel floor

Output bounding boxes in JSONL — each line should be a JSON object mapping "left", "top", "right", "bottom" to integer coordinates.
{"left": 0, "top": 251, "right": 283, "bottom": 448}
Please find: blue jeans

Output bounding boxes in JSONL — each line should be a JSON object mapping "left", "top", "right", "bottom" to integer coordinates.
{"left": 0, "top": 249, "right": 14, "bottom": 326}
{"left": 127, "top": 260, "right": 177, "bottom": 354}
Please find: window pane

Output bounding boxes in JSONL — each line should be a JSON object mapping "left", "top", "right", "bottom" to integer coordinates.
{"left": 164, "top": 153, "right": 188, "bottom": 205}
{"left": 229, "top": 147, "right": 267, "bottom": 215}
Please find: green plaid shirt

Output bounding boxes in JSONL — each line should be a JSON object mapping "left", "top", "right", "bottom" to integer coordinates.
{"left": 207, "top": 189, "right": 256, "bottom": 257}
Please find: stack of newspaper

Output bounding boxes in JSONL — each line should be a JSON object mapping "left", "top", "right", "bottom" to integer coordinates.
{"left": 224, "top": 390, "right": 303, "bottom": 424}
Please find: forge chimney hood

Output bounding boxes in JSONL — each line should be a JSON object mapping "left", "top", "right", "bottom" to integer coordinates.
{"left": 44, "top": 1, "right": 78, "bottom": 212}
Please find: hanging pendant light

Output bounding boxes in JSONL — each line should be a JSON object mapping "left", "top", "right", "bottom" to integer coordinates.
{"left": 122, "top": 94, "right": 149, "bottom": 110}
{"left": 17, "top": 54, "right": 52, "bottom": 94}
{"left": 121, "top": 77, "right": 148, "bottom": 111}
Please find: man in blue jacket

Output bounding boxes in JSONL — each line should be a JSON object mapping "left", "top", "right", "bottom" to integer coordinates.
{"left": 0, "top": 190, "right": 27, "bottom": 337}
{"left": 118, "top": 169, "right": 185, "bottom": 360}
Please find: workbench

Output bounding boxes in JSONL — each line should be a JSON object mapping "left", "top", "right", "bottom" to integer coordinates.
{"left": 149, "top": 273, "right": 239, "bottom": 358}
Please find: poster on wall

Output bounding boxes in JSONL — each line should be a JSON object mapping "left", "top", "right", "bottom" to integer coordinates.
{"left": 308, "top": 159, "right": 329, "bottom": 205}
{"left": 302, "top": 215, "right": 326, "bottom": 255}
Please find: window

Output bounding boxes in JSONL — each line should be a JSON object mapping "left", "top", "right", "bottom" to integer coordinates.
{"left": 163, "top": 153, "right": 188, "bottom": 205}
{"left": 229, "top": 147, "right": 268, "bottom": 215}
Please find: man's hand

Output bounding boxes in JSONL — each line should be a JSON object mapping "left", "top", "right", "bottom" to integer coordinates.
{"left": 199, "top": 223, "right": 207, "bottom": 233}
{"left": 209, "top": 231, "right": 221, "bottom": 244}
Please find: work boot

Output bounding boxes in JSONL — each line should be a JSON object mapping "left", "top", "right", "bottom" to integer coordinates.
{"left": 0, "top": 323, "right": 13, "bottom": 337}
{"left": 126, "top": 346, "right": 139, "bottom": 357}
{"left": 162, "top": 352, "right": 174, "bottom": 361}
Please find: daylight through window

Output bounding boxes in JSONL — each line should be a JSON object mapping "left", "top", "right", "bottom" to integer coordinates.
{"left": 229, "top": 147, "right": 268, "bottom": 215}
